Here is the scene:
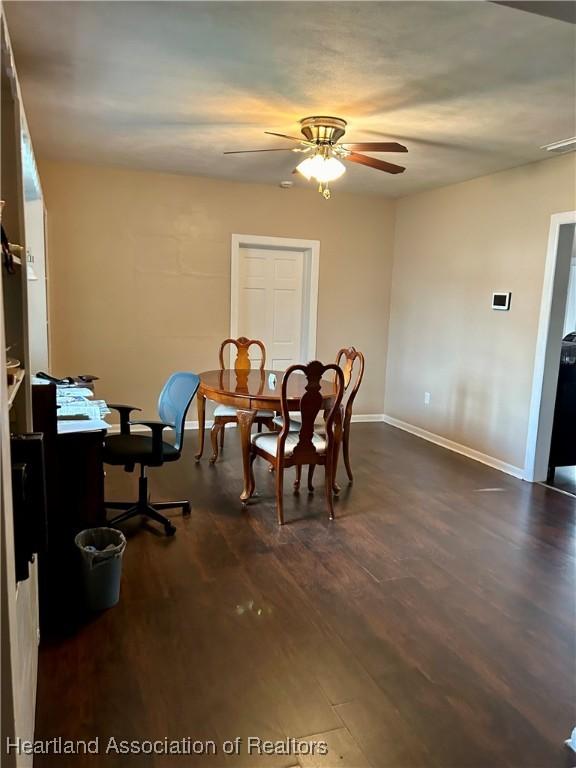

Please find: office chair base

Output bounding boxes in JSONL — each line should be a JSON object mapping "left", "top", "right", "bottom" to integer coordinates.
{"left": 107, "top": 502, "right": 190, "bottom": 536}
{"left": 106, "top": 500, "right": 190, "bottom": 513}
{"left": 105, "top": 469, "right": 191, "bottom": 536}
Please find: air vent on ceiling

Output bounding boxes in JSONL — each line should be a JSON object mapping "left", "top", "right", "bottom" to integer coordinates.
{"left": 540, "top": 137, "right": 576, "bottom": 155}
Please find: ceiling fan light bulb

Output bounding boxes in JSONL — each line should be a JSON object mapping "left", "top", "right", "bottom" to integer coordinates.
{"left": 296, "top": 156, "right": 317, "bottom": 180}
{"left": 309, "top": 153, "right": 326, "bottom": 177}
{"left": 315, "top": 157, "right": 346, "bottom": 183}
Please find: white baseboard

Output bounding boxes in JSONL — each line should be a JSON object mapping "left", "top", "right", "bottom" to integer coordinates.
{"left": 108, "top": 413, "right": 386, "bottom": 435}
{"left": 186, "top": 420, "right": 212, "bottom": 431}
{"left": 382, "top": 414, "right": 524, "bottom": 479}
{"left": 351, "top": 414, "right": 386, "bottom": 423}
{"left": 108, "top": 413, "right": 524, "bottom": 479}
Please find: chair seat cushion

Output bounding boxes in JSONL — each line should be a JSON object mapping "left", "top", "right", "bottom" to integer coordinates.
{"left": 104, "top": 434, "right": 180, "bottom": 465}
{"left": 272, "top": 413, "right": 302, "bottom": 431}
{"left": 214, "top": 404, "right": 274, "bottom": 419}
{"left": 252, "top": 430, "right": 327, "bottom": 457}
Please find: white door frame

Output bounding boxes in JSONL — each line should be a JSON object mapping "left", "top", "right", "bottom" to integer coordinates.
{"left": 230, "top": 234, "right": 320, "bottom": 362}
{"left": 524, "top": 211, "right": 576, "bottom": 481}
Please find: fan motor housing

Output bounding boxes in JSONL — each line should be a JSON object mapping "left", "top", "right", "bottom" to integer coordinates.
{"left": 300, "top": 116, "right": 347, "bottom": 144}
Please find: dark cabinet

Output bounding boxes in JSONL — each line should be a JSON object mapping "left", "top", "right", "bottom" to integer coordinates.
{"left": 548, "top": 341, "right": 576, "bottom": 480}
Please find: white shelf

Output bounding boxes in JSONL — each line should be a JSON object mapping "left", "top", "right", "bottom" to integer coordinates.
{"left": 7, "top": 368, "right": 24, "bottom": 409}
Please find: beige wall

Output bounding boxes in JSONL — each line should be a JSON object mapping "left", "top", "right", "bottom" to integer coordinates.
{"left": 385, "top": 154, "right": 576, "bottom": 469}
{"left": 41, "top": 161, "right": 395, "bottom": 418}
{"left": 40, "top": 155, "right": 576, "bottom": 468}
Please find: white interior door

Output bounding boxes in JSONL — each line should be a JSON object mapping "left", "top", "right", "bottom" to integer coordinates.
{"left": 237, "top": 247, "right": 304, "bottom": 370}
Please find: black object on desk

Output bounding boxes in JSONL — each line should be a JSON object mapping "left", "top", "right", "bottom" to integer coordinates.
{"left": 36, "top": 371, "right": 100, "bottom": 385}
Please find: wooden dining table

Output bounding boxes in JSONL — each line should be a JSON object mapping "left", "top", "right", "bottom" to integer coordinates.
{"left": 195, "top": 369, "right": 340, "bottom": 502}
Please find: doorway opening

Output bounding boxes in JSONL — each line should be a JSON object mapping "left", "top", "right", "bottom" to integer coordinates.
{"left": 230, "top": 234, "right": 319, "bottom": 370}
{"left": 21, "top": 126, "right": 49, "bottom": 373}
{"left": 524, "top": 212, "right": 576, "bottom": 491}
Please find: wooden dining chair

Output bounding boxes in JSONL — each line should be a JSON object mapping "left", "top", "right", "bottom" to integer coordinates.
{"left": 335, "top": 346, "right": 365, "bottom": 484}
{"left": 307, "top": 346, "right": 365, "bottom": 492}
{"left": 249, "top": 360, "right": 344, "bottom": 525}
{"left": 210, "top": 336, "right": 276, "bottom": 462}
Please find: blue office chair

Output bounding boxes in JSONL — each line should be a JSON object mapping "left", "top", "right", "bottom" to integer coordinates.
{"left": 104, "top": 372, "right": 200, "bottom": 536}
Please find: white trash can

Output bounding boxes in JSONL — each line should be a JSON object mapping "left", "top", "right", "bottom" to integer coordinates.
{"left": 75, "top": 528, "right": 126, "bottom": 611}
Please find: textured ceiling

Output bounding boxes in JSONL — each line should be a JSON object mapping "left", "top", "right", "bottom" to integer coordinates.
{"left": 5, "top": 1, "right": 576, "bottom": 197}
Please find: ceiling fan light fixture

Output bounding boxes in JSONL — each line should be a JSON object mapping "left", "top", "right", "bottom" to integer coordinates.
{"left": 296, "top": 153, "right": 346, "bottom": 183}
{"left": 224, "top": 116, "right": 407, "bottom": 199}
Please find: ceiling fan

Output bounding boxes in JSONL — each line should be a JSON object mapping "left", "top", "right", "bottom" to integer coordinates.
{"left": 224, "top": 116, "right": 407, "bottom": 198}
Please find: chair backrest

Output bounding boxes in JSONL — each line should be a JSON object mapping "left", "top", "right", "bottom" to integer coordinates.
{"left": 336, "top": 347, "right": 365, "bottom": 419}
{"left": 279, "top": 360, "right": 344, "bottom": 462}
{"left": 157, "top": 372, "right": 200, "bottom": 454}
{"left": 219, "top": 336, "right": 266, "bottom": 372}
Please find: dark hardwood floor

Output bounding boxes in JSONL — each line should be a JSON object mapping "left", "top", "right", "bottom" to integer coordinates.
{"left": 546, "top": 466, "right": 576, "bottom": 497}
{"left": 35, "top": 424, "right": 576, "bottom": 767}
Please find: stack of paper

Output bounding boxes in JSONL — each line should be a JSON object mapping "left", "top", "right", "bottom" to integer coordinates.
{"left": 55, "top": 387, "right": 110, "bottom": 421}
{"left": 57, "top": 403, "right": 103, "bottom": 421}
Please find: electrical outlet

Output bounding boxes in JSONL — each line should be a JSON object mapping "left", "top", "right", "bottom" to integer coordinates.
{"left": 424, "top": 392, "right": 431, "bottom": 406}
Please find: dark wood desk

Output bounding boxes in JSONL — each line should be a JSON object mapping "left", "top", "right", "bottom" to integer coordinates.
{"left": 195, "top": 369, "right": 338, "bottom": 502}
{"left": 33, "top": 382, "right": 106, "bottom": 529}
{"left": 32, "top": 383, "right": 107, "bottom": 632}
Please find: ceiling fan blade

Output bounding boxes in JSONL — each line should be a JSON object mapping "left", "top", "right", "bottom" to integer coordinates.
{"left": 223, "top": 148, "right": 298, "bottom": 154}
{"left": 341, "top": 142, "right": 408, "bottom": 153}
{"left": 346, "top": 152, "right": 406, "bottom": 174}
{"left": 264, "top": 131, "right": 313, "bottom": 145}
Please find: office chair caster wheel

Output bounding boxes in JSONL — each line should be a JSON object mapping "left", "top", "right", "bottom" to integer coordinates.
{"left": 165, "top": 523, "right": 176, "bottom": 536}
{"left": 183, "top": 502, "right": 191, "bottom": 516}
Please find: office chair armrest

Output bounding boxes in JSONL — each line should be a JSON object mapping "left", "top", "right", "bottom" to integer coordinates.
{"left": 108, "top": 403, "right": 142, "bottom": 435}
{"left": 130, "top": 420, "right": 170, "bottom": 463}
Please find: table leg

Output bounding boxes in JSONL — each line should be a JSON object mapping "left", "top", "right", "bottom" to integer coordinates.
{"left": 195, "top": 393, "right": 206, "bottom": 461}
{"left": 237, "top": 408, "right": 256, "bottom": 503}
